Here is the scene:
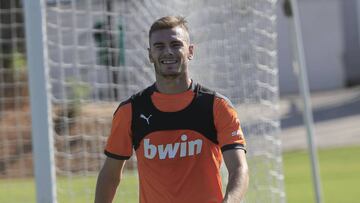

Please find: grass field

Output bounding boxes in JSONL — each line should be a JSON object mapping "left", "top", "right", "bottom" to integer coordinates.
{"left": 283, "top": 145, "right": 360, "bottom": 203}
{"left": 1, "top": 145, "right": 359, "bottom": 203}
{"left": 0, "top": 172, "right": 139, "bottom": 203}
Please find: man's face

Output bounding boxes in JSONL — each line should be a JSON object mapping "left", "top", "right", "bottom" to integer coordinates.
{"left": 148, "top": 26, "right": 194, "bottom": 79}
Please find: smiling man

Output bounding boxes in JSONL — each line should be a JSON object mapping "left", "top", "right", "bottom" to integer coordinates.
{"left": 95, "top": 16, "right": 249, "bottom": 203}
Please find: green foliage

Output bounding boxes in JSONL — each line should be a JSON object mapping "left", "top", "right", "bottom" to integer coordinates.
{"left": 283, "top": 0, "right": 293, "bottom": 17}
{"left": 67, "top": 77, "right": 91, "bottom": 103}
{"left": 66, "top": 77, "right": 91, "bottom": 115}
{"left": 12, "top": 52, "right": 27, "bottom": 72}
{"left": 54, "top": 78, "right": 91, "bottom": 134}
{"left": 8, "top": 51, "right": 27, "bottom": 81}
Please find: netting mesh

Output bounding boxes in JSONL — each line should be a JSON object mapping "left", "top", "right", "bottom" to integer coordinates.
{"left": 1, "top": 0, "right": 284, "bottom": 202}
{"left": 0, "top": 0, "right": 34, "bottom": 200}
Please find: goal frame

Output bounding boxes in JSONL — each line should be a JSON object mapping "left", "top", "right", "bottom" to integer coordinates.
{"left": 24, "top": 0, "right": 57, "bottom": 202}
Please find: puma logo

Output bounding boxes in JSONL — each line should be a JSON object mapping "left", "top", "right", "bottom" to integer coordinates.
{"left": 140, "top": 114, "right": 152, "bottom": 125}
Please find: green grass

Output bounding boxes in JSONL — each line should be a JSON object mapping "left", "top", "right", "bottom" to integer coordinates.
{"left": 0, "top": 178, "right": 36, "bottom": 203}
{"left": 283, "top": 145, "right": 360, "bottom": 203}
{"left": 1, "top": 145, "right": 359, "bottom": 203}
{"left": 57, "top": 174, "right": 138, "bottom": 203}
{"left": 0, "top": 172, "right": 138, "bottom": 203}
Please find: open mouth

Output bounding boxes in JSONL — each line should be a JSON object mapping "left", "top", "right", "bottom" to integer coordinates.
{"left": 160, "top": 59, "right": 178, "bottom": 64}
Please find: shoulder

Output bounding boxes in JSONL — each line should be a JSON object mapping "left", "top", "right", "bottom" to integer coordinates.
{"left": 113, "top": 84, "right": 154, "bottom": 116}
{"left": 113, "top": 98, "right": 132, "bottom": 117}
{"left": 214, "top": 92, "right": 235, "bottom": 109}
{"left": 131, "top": 85, "right": 153, "bottom": 99}
{"left": 196, "top": 83, "right": 215, "bottom": 95}
{"left": 194, "top": 83, "right": 234, "bottom": 108}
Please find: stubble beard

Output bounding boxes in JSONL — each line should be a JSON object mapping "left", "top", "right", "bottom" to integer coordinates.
{"left": 154, "top": 62, "right": 186, "bottom": 79}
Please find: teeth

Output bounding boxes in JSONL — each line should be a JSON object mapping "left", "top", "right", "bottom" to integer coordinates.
{"left": 161, "top": 60, "right": 177, "bottom": 64}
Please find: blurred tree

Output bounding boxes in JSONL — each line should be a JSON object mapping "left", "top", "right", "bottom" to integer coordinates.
{"left": 283, "top": 0, "right": 293, "bottom": 17}
{"left": 0, "top": 0, "right": 27, "bottom": 109}
{"left": 93, "top": 0, "right": 127, "bottom": 100}
{"left": 0, "top": 0, "right": 25, "bottom": 70}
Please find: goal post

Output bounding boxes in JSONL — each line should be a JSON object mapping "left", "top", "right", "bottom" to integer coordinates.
{"left": 287, "top": 0, "right": 323, "bottom": 202}
{"left": 23, "top": 0, "right": 57, "bottom": 202}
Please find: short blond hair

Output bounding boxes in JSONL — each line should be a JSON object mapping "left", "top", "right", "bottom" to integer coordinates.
{"left": 149, "top": 16, "right": 189, "bottom": 39}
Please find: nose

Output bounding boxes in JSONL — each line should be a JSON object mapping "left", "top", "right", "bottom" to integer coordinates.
{"left": 164, "top": 46, "right": 174, "bottom": 56}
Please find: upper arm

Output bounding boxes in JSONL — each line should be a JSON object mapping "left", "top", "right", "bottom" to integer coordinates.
{"left": 223, "top": 149, "right": 248, "bottom": 173}
{"left": 95, "top": 157, "right": 126, "bottom": 203}
{"left": 222, "top": 148, "right": 249, "bottom": 202}
{"left": 99, "top": 157, "right": 126, "bottom": 180}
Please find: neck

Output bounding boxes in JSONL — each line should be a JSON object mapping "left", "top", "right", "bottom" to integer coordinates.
{"left": 155, "top": 74, "right": 191, "bottom": 94}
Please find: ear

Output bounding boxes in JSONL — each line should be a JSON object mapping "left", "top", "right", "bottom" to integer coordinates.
{"left": 148, "top": 48, "right": 154, "bottom": 63}
{"left": 188, "top": 44, "right": 194, "bottom": 60}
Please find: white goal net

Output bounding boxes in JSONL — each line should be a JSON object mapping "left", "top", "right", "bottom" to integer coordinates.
{"left": 1, "top": 0, "right": 285, "bottom": 202}
{"left": 0, "top": 0, "right": 34, "bottom": 202}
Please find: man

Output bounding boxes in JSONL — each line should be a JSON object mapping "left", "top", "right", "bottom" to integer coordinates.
{"left": 95, "top": 16, "right": 249, "bottom": 203}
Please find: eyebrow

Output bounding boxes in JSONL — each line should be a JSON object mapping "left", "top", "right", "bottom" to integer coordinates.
{"left": 152, "top": 42, "right": 164, "bottom": 47}
{"left": 153, "top": 39, "right": 183, "bottom": 45}
{"left": 171, "top": 40, "right": 183, "bottom": 44}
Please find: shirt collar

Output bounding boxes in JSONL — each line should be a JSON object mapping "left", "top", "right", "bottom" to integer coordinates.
{"left": 151, "top": 79, "right": 195, "bottom": 93}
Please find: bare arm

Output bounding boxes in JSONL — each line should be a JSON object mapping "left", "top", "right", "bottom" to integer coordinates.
{"left": 222, "top": 149, "right": 249, "bottom": 203}
{"left": 95, "top": 157, "right": 126, "bottom": 203}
